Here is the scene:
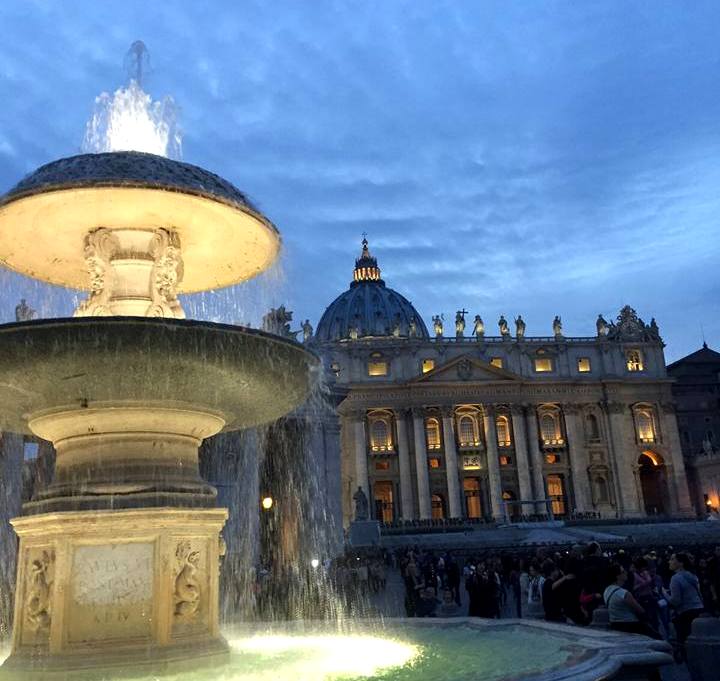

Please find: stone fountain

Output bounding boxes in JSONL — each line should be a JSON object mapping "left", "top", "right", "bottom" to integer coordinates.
{"left": 0, "top": 151, "right": 316, "bottom": 676}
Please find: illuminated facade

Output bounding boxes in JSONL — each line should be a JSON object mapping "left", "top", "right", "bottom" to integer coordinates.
{"left": 310, "top": 240, "right": 694, "bottom": 526}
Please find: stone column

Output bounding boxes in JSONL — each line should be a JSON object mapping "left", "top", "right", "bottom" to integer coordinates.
{"left": 394, "top": 409, "right": 415, "bottom": 520}
{"left": 411, "top": 409, "right": 432, "bottom": 519}
{"left": 525, "top": 405, "right": 547, "bottom": 512}
{"left": 562, "top": 404, "right": 592, "bottom": 512}
{"left": 441, "top": 407, "right": 462, "bottom": 519}
{"left": 604, "top": 401, "right": 643, "bottom": 517}
{"left": 353, "top": 415, "right": 370, "bottom": 501}
{"left": 510, "top": 405, "right": 533, "bottom": 507}
{"left": 661, "top": 402, "right": 694, "bottom": 516}
{"left": 482, "top": 405, "right": 504, "bottom": 520}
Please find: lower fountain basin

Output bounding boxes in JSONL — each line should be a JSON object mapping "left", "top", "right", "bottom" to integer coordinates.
{"left": 0, "top": 317, "right": 317, "bottom": 512}
{"left": 0, "top": 618, "right": 673, "bottom": 681}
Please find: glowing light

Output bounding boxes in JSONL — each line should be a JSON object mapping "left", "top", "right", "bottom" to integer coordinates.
{"left": 310, "top": 558, "right": 320, "bottom": 569}
{"left": 229, "top": 634, "right": 418, "bottom": 680}
{"left": 261, "top": 496, "right": 273, "bottom": 510}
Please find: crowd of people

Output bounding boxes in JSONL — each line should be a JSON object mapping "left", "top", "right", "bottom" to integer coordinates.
{"left": 396, "top": 542, "right": 719, "bottom": 662}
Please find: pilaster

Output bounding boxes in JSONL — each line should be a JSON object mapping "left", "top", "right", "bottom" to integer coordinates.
{"left": 482, "top": 405, "right": 504, "bottom": 520}
{"left": 441, "top": 407, "right": 462, "bottom": 519}
{"left": 394, "top": 409, "right": 415, "bottom": 520}
{"left": 562, "top": 403, "right": 592, "bottom": 512}
{"left": 510, "top": 405, "right": 533, "bottom": 505}
{"left": 411, "top": 408, "right": 432, "bottom": 519}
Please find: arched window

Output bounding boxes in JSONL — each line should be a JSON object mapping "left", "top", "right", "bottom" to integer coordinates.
{"left": 496, "top": 415, "right": 511, "bottom": 447}
{"left": 425, "top": 418, "right": 441, "bottom": 450}
{"left": 371, "top": 420, "right": 389, "bottom": 450}
{"left": 586, "top": 413, "right": 600, "bottom": 441}
{"left": 540, "top": 413, "right": 560, "bottom": 444}
{"left": 459, "top": 416, "right": 476, "bottom": 447}
{"left": 626, "top": 350, "right": 644, "bottom": 372}
{"left": 636, "top": 410, "right": 655, "bottom": 443}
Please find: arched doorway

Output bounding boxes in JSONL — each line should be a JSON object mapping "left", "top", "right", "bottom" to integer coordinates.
{"left": 431, "top": 493, "right": 446, "bottom": 520}
{"left": 638, "top": 451, "right": 667, "bottom": 515}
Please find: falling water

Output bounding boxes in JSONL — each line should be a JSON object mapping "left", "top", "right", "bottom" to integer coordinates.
{"left": 81, "top": 41, "right": 181, "bottom": 158}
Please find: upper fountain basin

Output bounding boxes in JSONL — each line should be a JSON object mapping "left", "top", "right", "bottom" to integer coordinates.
{"left": 0, "top": 151, "right": 280, "bottom": 293}
{"left": 0, "top": 317, "right": 317, "bottom": 434}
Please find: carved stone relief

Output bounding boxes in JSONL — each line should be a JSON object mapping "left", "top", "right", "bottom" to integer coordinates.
{"left": 173, "top": 541, "right": 202, "bottom": 622}
{"left": 74, "top": 228, "right": 119, "bottom": 317}
{"left": 23, "top": 548, "right": 55, "bottom": 643}
{"left": 147, "top": 228, "right": 185, "bottom": 319}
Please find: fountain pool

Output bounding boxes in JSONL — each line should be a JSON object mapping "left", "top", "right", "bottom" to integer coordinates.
{"left": 0, "top": 619, "right": 673, "bottom": 681}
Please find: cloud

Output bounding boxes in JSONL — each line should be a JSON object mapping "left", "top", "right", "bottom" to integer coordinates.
{"left": 0, "top": 0, "right": 718, "bottom": 360}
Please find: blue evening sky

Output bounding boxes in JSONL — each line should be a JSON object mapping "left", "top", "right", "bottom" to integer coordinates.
{"left": 0, "top": 1, "right": 718, "bottom": 361}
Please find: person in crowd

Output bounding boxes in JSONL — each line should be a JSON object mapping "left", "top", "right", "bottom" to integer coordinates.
{"left": 520, "top": 561, "right": 545, "bottom": 619}
{"left": 445, "top": 553, "right": 461, "bottom": 606}
{"left": 541, "top": 561, "right": 565, "bottom": 623}
{"left": 603, "top": 563, "right": 649, "bottom": 636}
{"left": 664, "top": 552, "right": 704, "bottom": 659}
{"left": 437, "top": 588, "right": 462, "bottom": 617}
{"left": 416, "top": 586, "right": 440, "bottom": 617}
{"left": 630, "top": 556, "right": 660, "bottom": 634}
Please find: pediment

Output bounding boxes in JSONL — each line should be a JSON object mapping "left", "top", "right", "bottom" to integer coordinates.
{"left": 411, "top": 354, "right": 522, "bottom": 383}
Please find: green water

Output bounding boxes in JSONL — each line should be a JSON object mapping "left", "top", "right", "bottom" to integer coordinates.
{"left": 0, "top": 624, "right": 578, "bottom": 681}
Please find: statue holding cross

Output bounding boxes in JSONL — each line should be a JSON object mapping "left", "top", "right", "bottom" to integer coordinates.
{"left": 455, "top": 309, "right": 468, "bottom": 338}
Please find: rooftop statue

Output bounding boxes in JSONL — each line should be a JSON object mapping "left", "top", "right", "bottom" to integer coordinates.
{"left": 515, "top": 315, "right": 526, "bottom": 340}
{"left": 606, "top": 305, "right": 662, "bottom": 343}
{"left": 301, "top": 319, "right": 313, "bottom": 343}
{"left": 15, "top": 299, "right": 36, "bottom": 322}
{"left": 498, "top": 315, "right": 509, "bottom": 338}
{"left": 432, "top": 314, "right": 444, "bottom": 338}
{"left": 597, "top": 314, "right": 609, "bottom": 337}
{"left": 553, "top": 315, "right": 563, "bottom": 338}
{"left": 455, "top": 309, "right": 467, "bottom": 338}
{"left": 473, "top": 315, "right": 484, "bottom": 339}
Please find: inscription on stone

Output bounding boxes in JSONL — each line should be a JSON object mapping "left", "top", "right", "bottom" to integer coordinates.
{"left": 69, "top": 542, "right": 154, "bottom": 643}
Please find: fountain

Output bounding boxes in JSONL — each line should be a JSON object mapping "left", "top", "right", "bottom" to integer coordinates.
{"left": 0, "top": 48, "right": 675, "bottom": 681}
{"left": 0, "top": 146, "right": 317, "bottom": 676}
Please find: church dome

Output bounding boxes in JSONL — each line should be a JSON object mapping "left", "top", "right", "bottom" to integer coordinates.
{"left": 315, "top": 238, "right": 429, "bottom": 342}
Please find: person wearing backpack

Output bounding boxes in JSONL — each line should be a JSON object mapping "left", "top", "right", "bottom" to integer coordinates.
{"left": 663, "top": 552, "right": 704, "bottom": 659}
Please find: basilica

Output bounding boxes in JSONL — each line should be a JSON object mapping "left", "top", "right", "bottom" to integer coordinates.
{"left": 309, "top": 239, "right": 694, "bottom": 528}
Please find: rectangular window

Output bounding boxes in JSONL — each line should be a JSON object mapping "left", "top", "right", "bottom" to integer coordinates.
{"left": 428, "top": 457, "right": 441, "bottom": 469}
{"left": 499, "top": 455, "right": 512, "bottom": 466}
{"left": 490, "top": 357, "right": 503, "bottom": 369}
{"left": 368, "top": 360, "right": 388, "bottom": 376}
{"left": 534, "top": 358, "right": 553, "bottom": 372}
{"left": 421, "top": 358, "right": 435, "bottom": 373}
{"left": 577, "top": 357, "right": 591, "bottom": 373}
{"left": 375, "top": 461, "right": 390, "bottom": 471}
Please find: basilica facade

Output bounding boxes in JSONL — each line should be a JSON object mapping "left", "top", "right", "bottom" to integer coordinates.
{"left": 310, "top": 240, "right": 693, "bottom": 528}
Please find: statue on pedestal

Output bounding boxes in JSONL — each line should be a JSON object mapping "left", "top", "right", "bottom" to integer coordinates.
{"left": 301, "top": 319, "right": 313, "bottom": 343}
{"left": 353, "top": 486, "right": 369, "bottom": 521}
{"left": 15, "top": 299, "right": 36, "bottom": 322}
{"left": 261, "top": 305, "right": 298, "bottom": 340}
{"left": 552, "top": 315, "right": 563, "bottom": 338}
{"left": 515, "top": 315, "right": 526, "bottom": 339}
{"left": 473, "top": 315, "right": 484, "bottom": 339}
{"left": 596, "top": 314, "right": 609, "bottom": 337}
{"left": 432, "top": 314, "right": 444, "bottom": 338}
{"left": 455, "top": 309, "right": 467, "bottom": 338}
{"left": 498, "top": 315, "right": 509, "bottom": 338}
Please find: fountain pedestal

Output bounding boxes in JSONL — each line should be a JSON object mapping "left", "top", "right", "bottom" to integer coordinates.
{"left": 5, "top": 508, "right": 228, "bottom": 674}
